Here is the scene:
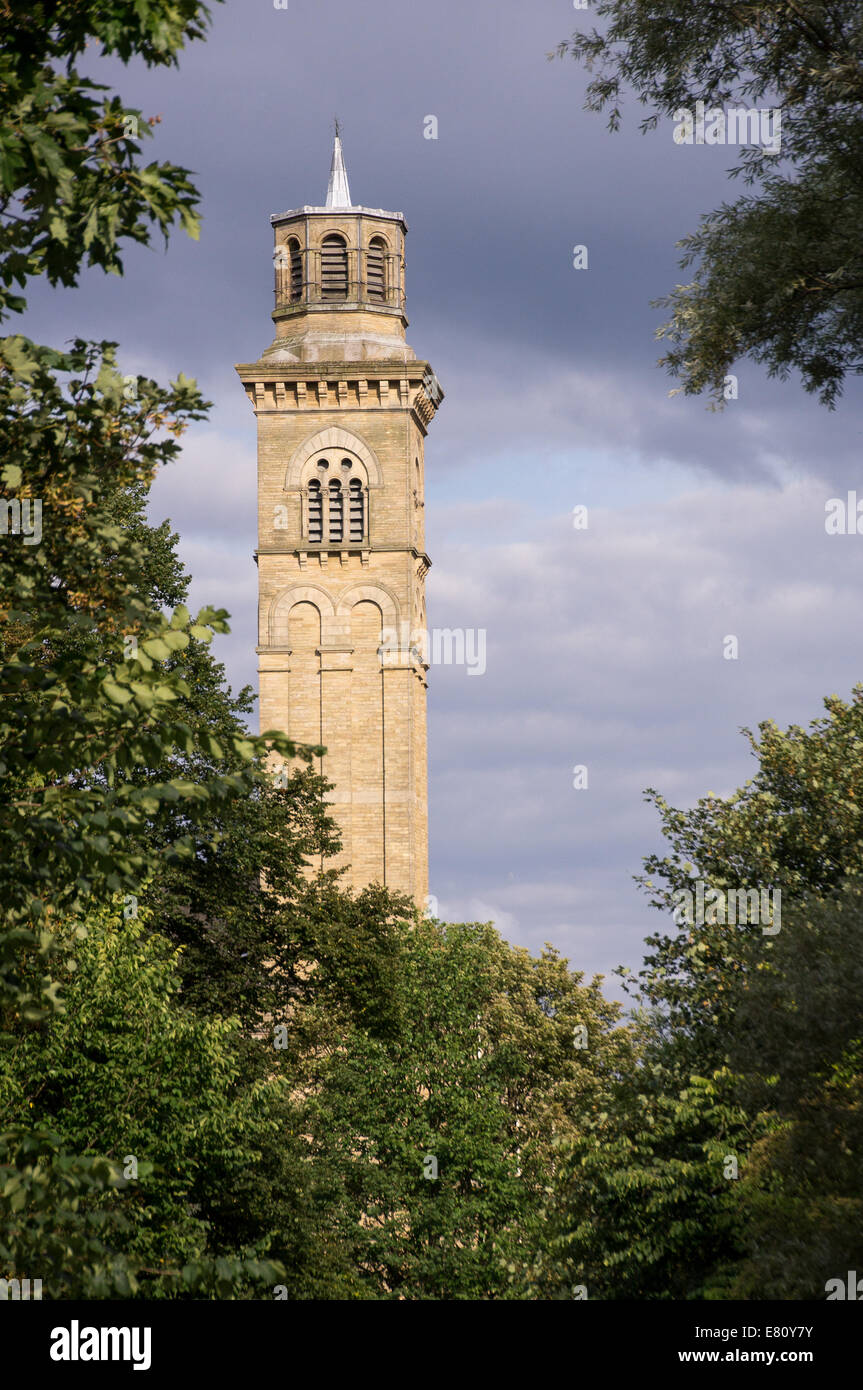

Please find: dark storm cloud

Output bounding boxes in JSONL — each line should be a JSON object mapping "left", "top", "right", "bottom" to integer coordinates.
{"left": 24, "top": 0, "right": 863, "bottom": 475}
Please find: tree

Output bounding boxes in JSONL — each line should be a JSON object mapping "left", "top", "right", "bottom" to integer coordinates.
{"left": 198, "top": 883, "right": 417, "bottom": 1302}
{"left": 0, "top": 0, "right": 251, "bottom": 1028}
{"left": 556, "top": 1, "right": 863, "bottom": 404}
{"left": 635, "top": 684, "right": 863, "bottom": 1072}
{"left": 0, "top": 356, "right": 378, "bottom": 1296}
{"left": 0, "top": 0, "right": 306, "bottom": 1297}
{"left": 523, "top": 1063, "right": 766, "bottom": 1300}
{"left": 720, "top": 879, "right": 863, "bottom": 1298}
{"left": 531, "top": 683, "right": 863, "bottom": 1301}
{"left": 275, "top": 917, "right": 626, "bottom": 1300}
{"left": 1, "top": 905, "right": 286, "bottom": 1298}
{"left": 0, "top": 0, "right": 219, "bottom": 320}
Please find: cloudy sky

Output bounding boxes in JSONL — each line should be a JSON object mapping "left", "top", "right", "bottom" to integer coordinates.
{"left": 25, "top": 0, "right": 863, "bottom": 994}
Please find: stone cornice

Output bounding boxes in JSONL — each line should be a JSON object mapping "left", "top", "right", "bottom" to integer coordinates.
{"left": 235, "top": 359, "right": 436, "bottom": 381}
{"left": 256, "top": 545, "right": 431, "bottom": 565}
{"left": 235, "top": 361, "right": 443, "bottom": 433}
{"left": 270, "top": 205, "right": 407, "bottom": 232}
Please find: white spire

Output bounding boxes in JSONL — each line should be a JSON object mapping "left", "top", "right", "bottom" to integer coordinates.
{"left": 325, "top": 122, "right": 352, "bottom": 208}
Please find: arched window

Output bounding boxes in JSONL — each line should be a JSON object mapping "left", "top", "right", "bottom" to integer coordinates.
{"left": 288, "top": 237, "right": 302, "bottom": 302}
{"left": 349, "top": 477, "right": 364, "bottom": 542}
{"left": 366, "top": 237, "right": 386, "bottom": 303}
{"left": 307, "top": 479, "right": 322, "bottom": 542}
{"left": 328, "top": 478, "right": 343, "bottom": 542}
{"left": 321, "top": 234, "right": 348, "bottom": 300}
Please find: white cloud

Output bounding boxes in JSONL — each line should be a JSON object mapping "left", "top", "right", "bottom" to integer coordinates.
{"left": 427, "top": 471, "right": 863, "bottom": 978}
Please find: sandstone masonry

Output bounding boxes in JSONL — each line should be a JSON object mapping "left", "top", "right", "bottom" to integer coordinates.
{"left": 236, "top": 135, "right": 442, "bottom": 906}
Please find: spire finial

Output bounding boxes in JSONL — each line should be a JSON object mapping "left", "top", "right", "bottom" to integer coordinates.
{"left": 325, "top": 121, "right": 352, "bottom": 208}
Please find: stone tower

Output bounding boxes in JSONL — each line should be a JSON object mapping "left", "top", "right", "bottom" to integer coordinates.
{"left": 236, "top": 133, "right": 442, "bottom": 905}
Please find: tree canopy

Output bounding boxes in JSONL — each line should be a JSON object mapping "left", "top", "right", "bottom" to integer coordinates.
{"left": 556, "top": 0, "right": 863, "bottom": 404}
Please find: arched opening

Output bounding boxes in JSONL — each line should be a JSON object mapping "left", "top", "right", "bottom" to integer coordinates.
{"left": 321, "top": 233, "right": 348, "bottom": 300}
{"left": 328, "top": 478, "right": 343, "bottom": 542}
{"left": 349, "top": 477, "right": 364, "bottom": 542}
{"left": 288, "top": 237, "right": 302, "bottom": 302}
{"left": 307, "top": 479, "right": 322, "bottom": 542}
{"left": 366, "top": 236, "right": 386, "bottom": 303}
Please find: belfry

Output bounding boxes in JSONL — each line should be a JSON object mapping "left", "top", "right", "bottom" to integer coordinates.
{"left": 236, "top": 132, "right": 442, "bottom": 905}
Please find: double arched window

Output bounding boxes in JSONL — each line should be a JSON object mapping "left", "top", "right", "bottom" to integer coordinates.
{"left": 321, "top": 234, "right": 348, "bottom": 300}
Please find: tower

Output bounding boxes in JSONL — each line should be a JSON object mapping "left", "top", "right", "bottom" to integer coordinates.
{"left": 236, "top": 133, "right": 442, "bottom": 905}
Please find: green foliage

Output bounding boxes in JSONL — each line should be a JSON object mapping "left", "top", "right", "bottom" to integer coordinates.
{"left": 525, "top": 1066, "right": 768, "bottom": 1300}
{"left": 634, "top": 685, "right": 863, "bottom": 1067}
{"left": 655, "top": 162, "right": 863, "bottom": 408}
{"left": 0, "top": 0, "right": 303, "bottom": 1299}
{"left": 0, "top": 0, "right": 221, "bottom": 318}
{"left": 277, "top": 918, "right": 626, "bottom": 1300}
{"left": 2, "top": 342, "right": 241, "bottom": 918}
{"left": 721, "top": 882, "right": 863, "bottom": 1297}
{"left": 1, "top": 906, "right": 286, "bottom": 1298}
{"left": 140, "top": 771, "right": 344, "bottom": 1034}
{"left": 556, "top": 0, "right": 863, "bottom": 403}
{"left": 532, "top": 684, "right": 863, "bottom": 1300}
{"left": 0, "top": 1125, "right": 136, "bottom": 1298}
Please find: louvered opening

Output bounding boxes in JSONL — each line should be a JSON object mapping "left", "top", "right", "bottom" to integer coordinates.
{"left": 288, "top": 238, "right": 302, "bottom": 301}
{"left": 328, "top": 479, "right": 343, "bottom": 542}
{"left": 367, "top": 239, "right": 386, "bottom": 302}
{"left": 349, "top": 477, "right": 364, "bottom": 541}
{"left": 321, "top": 234, "right": 348, "bottom": 300}
{"left": 308, "top": 480, "right": 322, "bottom": 542}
